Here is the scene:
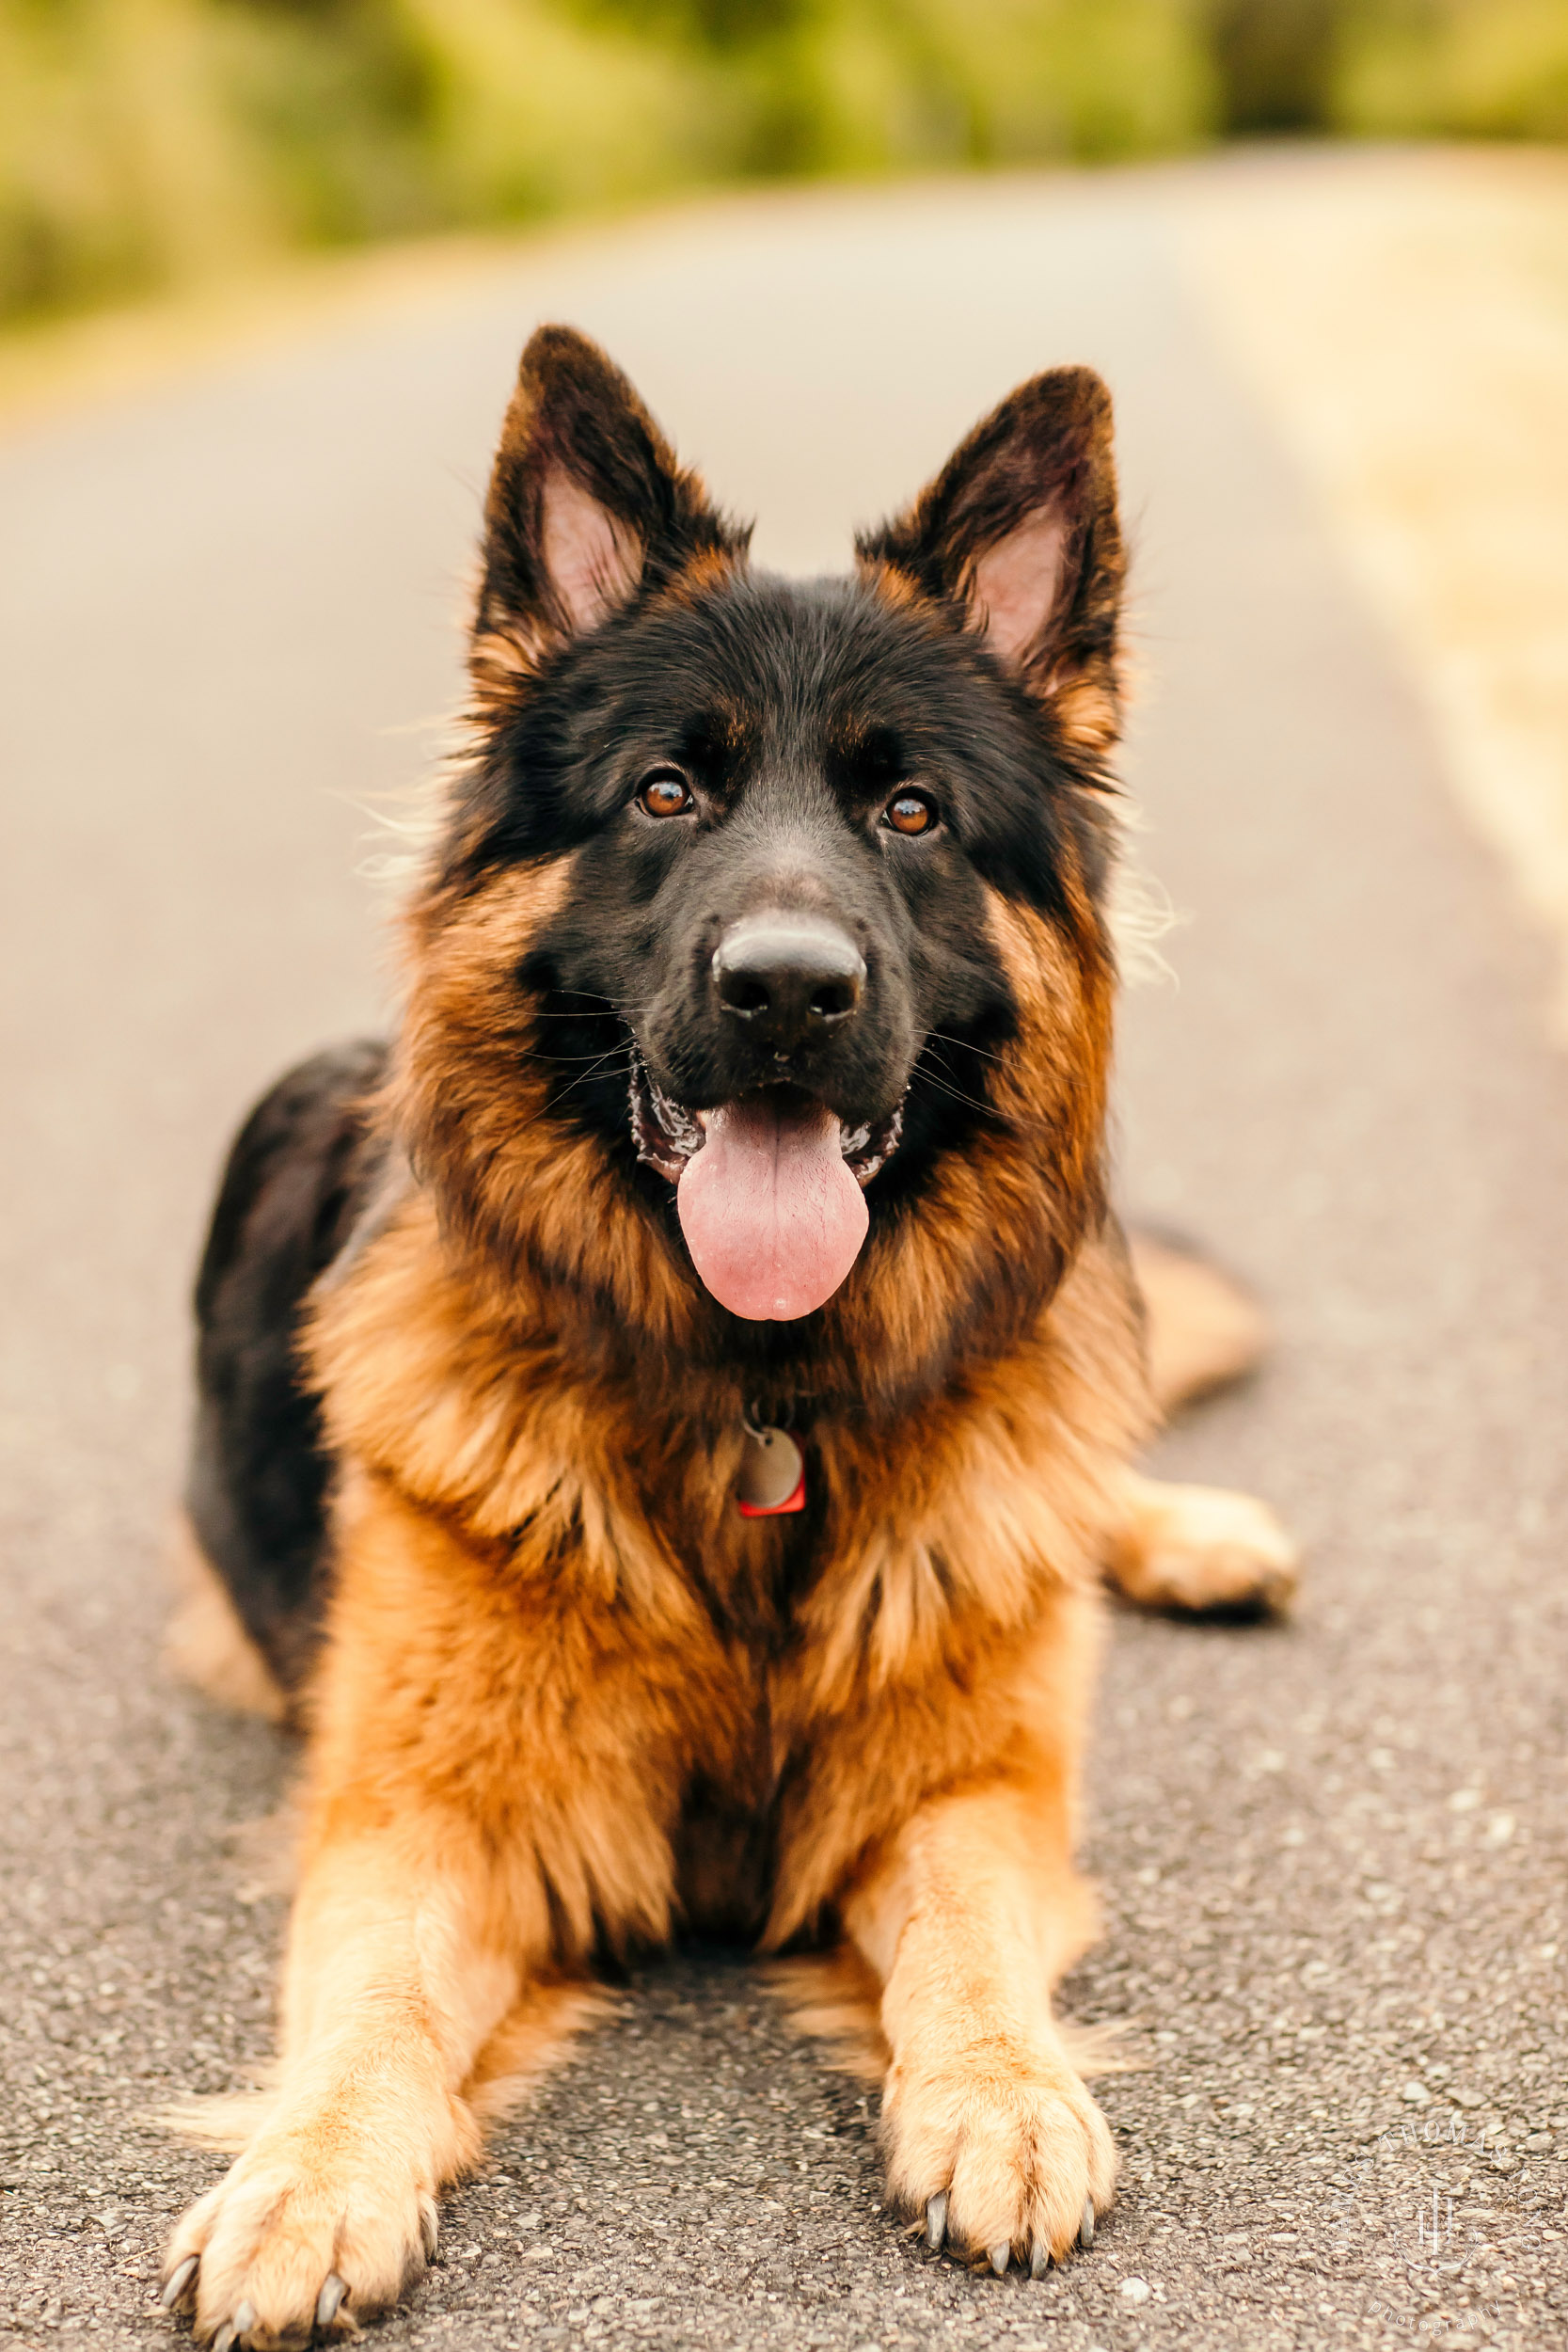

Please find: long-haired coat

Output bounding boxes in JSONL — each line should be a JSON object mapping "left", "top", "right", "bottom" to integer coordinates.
{"left": 159, "top": 327, "right": 1295, "bottom": 2345}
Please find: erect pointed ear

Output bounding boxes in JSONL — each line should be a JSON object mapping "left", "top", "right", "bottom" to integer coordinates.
{"left": 471, "top": 325, "right": 747, "bottom": 698}
{"left": 857, "top": 366, "right": 1124, "bottom": 760}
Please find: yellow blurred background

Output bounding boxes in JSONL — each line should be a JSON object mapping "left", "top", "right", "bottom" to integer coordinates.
{"left": 3, "top": 0, "right": 1566, "bottom": 328}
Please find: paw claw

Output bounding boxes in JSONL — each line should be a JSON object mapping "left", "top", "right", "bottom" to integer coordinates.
{"left": 231, "top": 2300, "right": 256, "bottom": 2339}
{"left": 1078, "top": 2196, "right": 1095, "bottom": 2251}
{"left": 316, "top": 2273, "right": 349, "bottom": 2331}
{"left": 889, "top": 2053, "right": 1113, "bottom": 2281}
{"left": 160, "top": 2254, "right": 198, "bottom": 2311}
{"left": 420, "top": 2194, "right": 440, "bottom": 2263}
{"left": 212, "top": 2326, "right": 237, "bottom": 2352}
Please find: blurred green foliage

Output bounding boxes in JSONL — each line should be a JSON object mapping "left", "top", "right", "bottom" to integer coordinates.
{"left": 3, "top": 0, "right": 1566, "bottom": 326}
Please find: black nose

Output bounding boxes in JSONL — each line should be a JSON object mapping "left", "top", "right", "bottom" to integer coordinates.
{"left": 712, "top": 914, "right": 866, "bottom": 1054}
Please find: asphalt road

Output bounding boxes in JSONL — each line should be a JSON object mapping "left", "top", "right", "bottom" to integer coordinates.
{"left": 2, "top": 160, "right": 1566, "bottom": 2352}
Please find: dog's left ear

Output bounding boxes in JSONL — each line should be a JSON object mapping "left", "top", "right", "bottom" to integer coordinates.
{"left": 471, "top": 324, "right": 745, "bottom": 695}
{"left": 858, "top": 366, "right": 1123, "bottom": 759}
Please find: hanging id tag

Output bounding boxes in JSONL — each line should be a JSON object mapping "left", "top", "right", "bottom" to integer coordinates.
{"left": 736, "top": 1422, "right": 806, "bottom": 1518}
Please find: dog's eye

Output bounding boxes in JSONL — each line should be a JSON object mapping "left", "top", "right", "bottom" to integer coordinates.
{"left": 636, "top": 771, "right": 694, "bottom": 819}
{"left": 882, "top": 791, "right": 937, "bottom": 836}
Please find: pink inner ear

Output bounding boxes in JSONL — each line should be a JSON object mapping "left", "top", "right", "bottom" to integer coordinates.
{"left": 542, "top": 471, "right": 641, "bottom": 634}
{"left": 970, "top": 505, "right": 1069, "bottom": 671}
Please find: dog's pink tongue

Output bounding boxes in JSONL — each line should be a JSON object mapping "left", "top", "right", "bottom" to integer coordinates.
{"left": 676, "top": 1096, "right": 868, "bottom": 1321}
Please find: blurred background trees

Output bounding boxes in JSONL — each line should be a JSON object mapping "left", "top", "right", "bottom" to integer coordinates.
{"left": 3, "top": 0, "right": 1567, "bottom": 327}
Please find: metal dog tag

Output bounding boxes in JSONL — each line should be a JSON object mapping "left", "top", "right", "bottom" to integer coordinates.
{"left": 736, "top": 1423, "right": 805, "bottom": 1518}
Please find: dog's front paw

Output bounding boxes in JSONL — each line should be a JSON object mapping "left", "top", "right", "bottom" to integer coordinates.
{"left": 1108, "top": 1474, "right": 1299, "bottom": 1616}
{"left": 160, "top": 2123, "right": 438, "bottom": 2345}
{"left": 881, "top": 2040, "right": 1116, "bottom": 2276}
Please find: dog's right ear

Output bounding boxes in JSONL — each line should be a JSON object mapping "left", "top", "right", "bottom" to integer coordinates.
{"left": 471, "top": 326, "right": 745, "bottom": 700}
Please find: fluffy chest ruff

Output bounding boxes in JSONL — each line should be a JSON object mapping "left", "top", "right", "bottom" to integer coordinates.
{"left": 305, "top": 1185, "right": 1148, "bottom": 1952}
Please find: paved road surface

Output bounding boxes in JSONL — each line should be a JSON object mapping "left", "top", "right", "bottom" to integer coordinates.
{"left": 2, "top": 162, "right": 1565, "bottom": 2352}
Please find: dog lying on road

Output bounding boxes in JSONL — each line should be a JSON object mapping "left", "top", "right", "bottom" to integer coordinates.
{"left": 160, "top": 326, "right": 1296, "bottom": 2345}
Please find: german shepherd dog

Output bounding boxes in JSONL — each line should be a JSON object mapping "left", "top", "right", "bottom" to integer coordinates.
{"left": 159, "top": 326, "right": 1295, "bottom": 2345}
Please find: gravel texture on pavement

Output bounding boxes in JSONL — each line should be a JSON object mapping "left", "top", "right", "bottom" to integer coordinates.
{"left": 2, "top": 160, "right": 1565, "bottom": 2352}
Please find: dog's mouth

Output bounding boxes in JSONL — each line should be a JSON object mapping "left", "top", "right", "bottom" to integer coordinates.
{"left": 629, "top": 1056, "right": 902, "bottom": 1322}
{"left": 629, "top": 1059, "right": 903, "bottom": 1187}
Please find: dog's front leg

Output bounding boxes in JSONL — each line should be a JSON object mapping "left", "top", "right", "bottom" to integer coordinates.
{"left": 843, "top": 1775, "right": 1115, "bottom": 2276}
{"left": 161, "top": 1470, "right": 677, "bottom": 2344}
{"left": 165, "top": 1824, "right": 518, "bottom": 2343}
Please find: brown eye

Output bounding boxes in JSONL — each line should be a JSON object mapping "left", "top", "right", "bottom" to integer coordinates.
{"left": 883, "top": 790, "right": 936, "bottom": 836}
{"left": 637, "top": 771, "right": 693, "bottom": 818}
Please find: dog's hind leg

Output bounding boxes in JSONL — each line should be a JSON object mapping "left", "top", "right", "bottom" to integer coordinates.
{"left": 1104, "top": 1468, "right": 1299, "bottom": 1616}
{"left": 1104, "top": 1234, "right": 1300, "bottom": 1616}
{"left": 164, "top": 1513, "right": 289, "bottom": 1722}
{"left": 182, "top": 1040, "right": 393, "bottom": 1709}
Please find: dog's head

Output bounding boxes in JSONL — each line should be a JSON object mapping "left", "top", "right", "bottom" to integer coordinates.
{"left": 398, "top": 326, "right": 1126, "bottom": 1406}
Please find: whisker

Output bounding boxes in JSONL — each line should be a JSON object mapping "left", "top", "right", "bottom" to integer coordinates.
{"left": 505, "top": 1048, "right": 634, "bottom": 1136}
{"left": 911, "top": 1061, "right": 1062, "bottom": 1144}
{"left": 925, "top": 1027, "right": 1009, "bottom": 1068}
{"left": 536, "top": 988, "right": 642, "bottom": 1017}
{"left": 911, "top": 1057, "right": 999, "bottom": 1121}
{"left": 548, "top": 1048, "right": 632, "bottom": 1095}
{"left": 519, "top": 1047, "right": 636, "bottom": 1065}
{"left": 527, "top": 1008, "right": 643, "bottom": 1030}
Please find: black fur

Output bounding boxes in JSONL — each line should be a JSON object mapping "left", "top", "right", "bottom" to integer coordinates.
{"left": 187, "top": 1041, "right": 388, "bottom": 1692}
